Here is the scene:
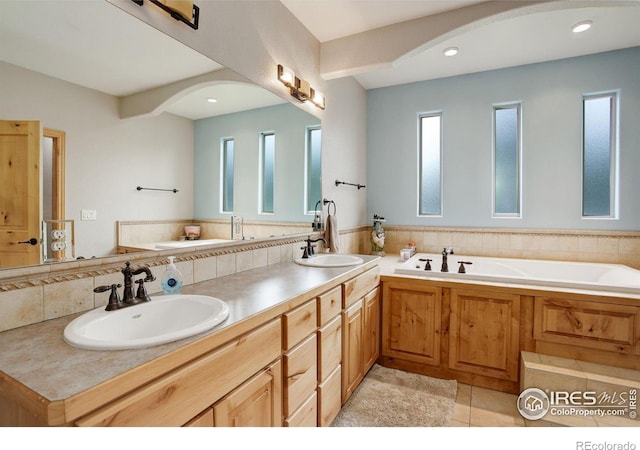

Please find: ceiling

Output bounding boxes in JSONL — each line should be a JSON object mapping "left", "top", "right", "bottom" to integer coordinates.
{"left": 1, "top": 1, "right": 639, "bottom": 119}
{"left": 281, "top": 0, "right": 640, "bottom": 89}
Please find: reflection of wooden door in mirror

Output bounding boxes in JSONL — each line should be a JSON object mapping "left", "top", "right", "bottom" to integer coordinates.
{"left": 0, "top": 120, "right": 41, "bottom": 268}
{"left": 43, "top": 128, "right": 66, "bottom": 263}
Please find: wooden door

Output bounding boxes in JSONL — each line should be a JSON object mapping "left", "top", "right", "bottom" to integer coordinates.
{"left": 341, "top": 298, "right": 364, "bottom": 403}
{"left": 449, "top": 289, "right": 520, "bottom": 381}
{"left": 382, "top": 281, "right": 442, "bottom": 366}
{"left": 0, "top": 120, "right": 41, "bottom": 268}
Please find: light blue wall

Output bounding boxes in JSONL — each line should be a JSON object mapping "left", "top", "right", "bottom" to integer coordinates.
{"left": 367, "top": 47, "right": 640, "bottom": 230}
{"left": 194, "top": 103, "right": 320, "bottom": 222}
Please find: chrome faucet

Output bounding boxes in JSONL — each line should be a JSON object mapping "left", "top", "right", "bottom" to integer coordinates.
{"left": 301, "top": 236, "right": 327, "bottom": 258}
{"left": 94, "top": 262, "right": 155, "bottom": 311}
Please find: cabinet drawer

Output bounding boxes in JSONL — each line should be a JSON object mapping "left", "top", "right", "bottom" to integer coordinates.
{"left": 343, "top": 267, "right": 380, "bottom": 308}
{"left": 283, "top": 334, "right": 317, "bottom": 417}
{"left": 76, "top": 319, "right": 282, "bottom": 427}
{"left": 534, "top": 296, "right": 640, "bottom": 354}
{"left": 284, "top": 391, "right": 317, "bottom": 427}
{"left": 318, "top": 315, "right": 341, "bottom": 382}
{"left": 283, "top": 299, "right": 317, "bottom": 350}
{"left": 317, "top": 286, "right": 342, "bottom": 326}
{"left": 318, "top": 365, "right": 341, "bottom": 427}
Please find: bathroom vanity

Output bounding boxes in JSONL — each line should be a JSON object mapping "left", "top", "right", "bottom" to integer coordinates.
{"left": 0, "top": 257, "right": 380, "bottom": 427}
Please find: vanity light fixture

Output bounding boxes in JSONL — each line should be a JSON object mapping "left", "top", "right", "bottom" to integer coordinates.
{"left": 572, "top": 20, "right": 592, "bottom": 33}
{"left": 443, "top": 47, "right": 459, "bottom": 57}
{"left": 131, "top": 0, "right": 200, "bottom": 30}
{"left": 277, "top": 64, "right": 325, "bottom": 110}
{"left": 207, "top": 98, "right": 217, "bottom": 103}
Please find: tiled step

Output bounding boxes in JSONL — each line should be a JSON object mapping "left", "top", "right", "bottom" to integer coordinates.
{"left": 520, "top": 351, "right": 640, "bottom": 427}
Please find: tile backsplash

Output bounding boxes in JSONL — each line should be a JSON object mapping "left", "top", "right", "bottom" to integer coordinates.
{"left": 1, "top": 225, "right": 638, "bottom": 333}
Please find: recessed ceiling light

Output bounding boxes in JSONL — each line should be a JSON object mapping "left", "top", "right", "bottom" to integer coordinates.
{"left": 443, "top": 47, "right": 459, "bottom": 57}
{"left": 572, "top": 20, "right": 592, "bottom": 33}
{"left": 207, "top": 98, "right": 217, "bottom": 103}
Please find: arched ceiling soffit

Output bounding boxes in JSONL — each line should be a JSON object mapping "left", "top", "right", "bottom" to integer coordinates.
{"left": 320, "top": 0, "right": 630, "bottom": 80}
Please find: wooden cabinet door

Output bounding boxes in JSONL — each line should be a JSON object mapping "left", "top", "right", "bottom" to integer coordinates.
{"left": 382, "top": 281, "right": 442, "bottom": 366}
{"left": 184, "top": 409, "right": 214, "bottom": 427}
{"left": 214, "top": 360, "right": 282, "bottom": 427}
{"left": 363, "top": 287, "right": 380, "bottom": 371}
{"left": 449, "top": 289, "right": 520, "bottom": 381}
{"left": 341, "top": 299, "right": 364, "bottom": 403}
{"left": 534, "top": 296, "right": 640, "bottom": 354}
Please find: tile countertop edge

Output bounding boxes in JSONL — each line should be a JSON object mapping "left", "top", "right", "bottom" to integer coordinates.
{"left": 0, "top": 255, "right": 380, "bottom": 426}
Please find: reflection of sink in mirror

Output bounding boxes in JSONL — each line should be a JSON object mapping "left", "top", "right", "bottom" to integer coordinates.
{"left": 155, "top": 239, "right": 233, "bottom": 249}
{"left": 63, "top": 294, "right": 230, "bottom": 350}
{"left": 294, "top": 254, "right": 364, "bottom": 268}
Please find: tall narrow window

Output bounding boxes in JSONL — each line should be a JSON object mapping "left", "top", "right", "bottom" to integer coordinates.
{"left": 221, "top": 138, "right": 234, "bottom": 213}
{"left": 419, "top": 113, "right": 442, "bottom": 216}
{"left": 260, "top": 132, "right": 275, "bottom": 214}
{"left": 305, "top": 126, "right": 322, "bottom": 214}
{"left": 583, "top": 92, "right": 617, "bottom": 218}
{"left": 493, "top": 103, "right": 521, "bottom": 217}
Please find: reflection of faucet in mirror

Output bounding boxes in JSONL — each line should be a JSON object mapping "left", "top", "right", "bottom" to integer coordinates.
{"left": 312, "top": 200, "right": 324, "bottom": 232}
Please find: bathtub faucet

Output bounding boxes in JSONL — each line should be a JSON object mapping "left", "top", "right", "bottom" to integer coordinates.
{"left": 441, "top": 247, "right": 453, "bottom": 272}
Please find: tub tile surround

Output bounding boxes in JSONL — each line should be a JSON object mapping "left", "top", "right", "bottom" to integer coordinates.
{"left": 383, "top": 226, "right": 640, "bottom": 270}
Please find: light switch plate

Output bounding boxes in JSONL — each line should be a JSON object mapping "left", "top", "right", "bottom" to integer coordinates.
{"left": 81, "top": 209, "right": 97, "bottom": 221}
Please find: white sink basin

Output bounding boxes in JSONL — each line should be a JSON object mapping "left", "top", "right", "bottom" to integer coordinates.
{"left": 294, "top": 254, "right": 364, "bottom": 268}
{"left": 63, "top": 294, "right": 230, "bottom": 350}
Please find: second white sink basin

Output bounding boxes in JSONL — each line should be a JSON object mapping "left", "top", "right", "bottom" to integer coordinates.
{"left": 294, "top": 254, "right": 364, "bottom": 268}
{"left": 63, "top": 294, "right": 230, "bottom": 350}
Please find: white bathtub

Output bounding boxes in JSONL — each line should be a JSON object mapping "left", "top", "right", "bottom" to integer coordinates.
{"left": 155, "top": 239, "right": 233, "bottom": 249}
{"left": 395, "top": 253, "right": 640, "bottom": 295}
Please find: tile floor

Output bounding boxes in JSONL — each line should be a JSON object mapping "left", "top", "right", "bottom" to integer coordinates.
{"left": 451, "top": 384, "right": 525, "bottom": 427}
{"left": 452, "top": 383, "right": 639, "bottom": 427}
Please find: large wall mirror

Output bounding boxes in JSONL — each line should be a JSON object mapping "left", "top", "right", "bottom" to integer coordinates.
{"left": 0, "top": 1, "right": 321, "bottom": 271}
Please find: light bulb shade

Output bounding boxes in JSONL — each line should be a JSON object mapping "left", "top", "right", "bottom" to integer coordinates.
{"left": 296, "top": 78, "right": 311, "bottom": 100}
{"left": 277, "top": 64, "right": 295, "bottom": 87}
{"left": 310, "top": 88, "right": 325, "bottom": 109}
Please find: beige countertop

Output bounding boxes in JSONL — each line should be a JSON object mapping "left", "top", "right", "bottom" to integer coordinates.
{"left": 0, "top": 255, "right": 379, "bottom": 407}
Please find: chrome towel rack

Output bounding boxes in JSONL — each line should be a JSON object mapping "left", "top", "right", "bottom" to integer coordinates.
{"left": 335, "top": 179, "right": 366, "bottom": 190}
{"left": 136, "top": 186, "right": 179, "bottom": 193}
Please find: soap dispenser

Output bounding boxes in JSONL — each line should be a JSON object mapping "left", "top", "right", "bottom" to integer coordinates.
{"left": 161, "top": 256, "right": 183, "bottom": 294}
